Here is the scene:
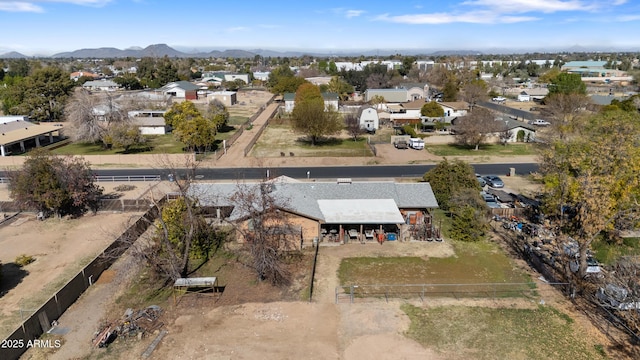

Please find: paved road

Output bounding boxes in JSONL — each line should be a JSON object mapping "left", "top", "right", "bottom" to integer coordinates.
{"left": 77, "top": 163, "right": 539, "bottom": 181}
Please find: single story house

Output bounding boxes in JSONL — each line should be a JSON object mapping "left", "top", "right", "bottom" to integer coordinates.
{"left": 517, "top": 91, "right": 531, "bottom": 102}
{"left": 439, "top": 102, "right": 469, "bottom": 119}
{"left": 70, "top": 71, "right": 99, "bottom": 81}
{"left": 400, "top": 83, "right": 429, "bottom": 101}
{"left": 209, "top": 91, "right": 237, "bottom": 107}
{"left": 158, "top": 81, "right": 200, "bottom": 100}
{"left": 0, "top": 117, "right": 64, "bottom": 156}
{"left": 494, "top": 119, "right": 536, "bottom": 143}
{"left": 129, "top": 110, "right": 169, "bottom": 135}
{"left": 283, "top": 92, "right": 339, "bottom": 113}
{"left": 202, "top": 72, "right": 250, "bottom": 85}
{"left": 82, "top": 80, "right": 120, "bottom": 92}
{"left": 365, "top": 88, "right": 408, "bottom": 103}
{"left": 357, "top": 106, "right": 379, "bottom": 131}
{"left": 188, "top": 177, "right": 440, "bottom": 249}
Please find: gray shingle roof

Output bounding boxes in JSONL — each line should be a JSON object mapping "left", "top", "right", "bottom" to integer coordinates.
{"left": 188, "top": 180, "right": 438, "bottom": 223}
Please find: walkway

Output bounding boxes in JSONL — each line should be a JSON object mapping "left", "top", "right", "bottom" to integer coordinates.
{"left": 210, "top": 102, "right": 279, "bottom": 167}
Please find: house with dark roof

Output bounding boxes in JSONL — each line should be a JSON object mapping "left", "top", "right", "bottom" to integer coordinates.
{"left": 188, "top": 178, "right": 440, "bottom": 248}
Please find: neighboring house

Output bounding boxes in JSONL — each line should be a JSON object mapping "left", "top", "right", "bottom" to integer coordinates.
{"left": 494, "top": 119, "right": 536, "bottom": 143}
{"left": 188, "top": 177, "right": 439, "bottom": 249}
{"left": 283, "top": 92, "right": 339, "bottom": 113}
{"left": 517, "top": 91, "right": 531, "bottom": 102}
{"left": 439, "top": 102, "right": 469, "bottom": 120}
{"left": 305, "top": 76, "right": 332, "bottom": 86}
{"left": 70, "top": 71, "right": 99, "bottom": 81}
{"left": 202, "top": 72, "right": 250, "bottom": 85}
{"left": 253, "top": 71, "right": 270, "bottom": 82}
{"left": 209, "top": 91, "right": 237, "bottom": 107}
{"left": 389, "top": 99, "right": 425, "bottom": 125}
{"left": 82, "top": 80, "right": 120, "bottom": 92}
{"left": 561, "top": 61, "right": 632, "bottom": 83}
{"left": 127, "top": 110, "right": 169, "bottom": 135}
{"left": 158, "top": 81, "right": 200, "bottom": 99}
{"left": 365, "top": 88, "right": 409, "bottom": 103}
{"left": 119, "top": 91, "right": 172, "bottom": 107}
{"left": 400, "top": 83, "right": 429, "bottom": 101}
{"left": 357, "top": 106, "right": 379, "bottom": 131}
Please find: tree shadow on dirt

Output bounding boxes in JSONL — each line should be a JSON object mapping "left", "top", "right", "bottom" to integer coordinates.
{"left": 0, "top": 263, "right": 29, "bottom": 298}
{"left": 295, "top": 137, "right": 342, "bottom": 146}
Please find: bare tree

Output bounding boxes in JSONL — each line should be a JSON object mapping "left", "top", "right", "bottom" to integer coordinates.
{"left": 454, "top": 107, "right": 500, "bottom": 150}
{"left": 540, "top": 93, "right": 590, "bottom": 141}
{"left": 461, "top": 79, "right": 488, "bottom": 112}
{"left": 228, "top": 180, "right": 298, "bottom": 285}
{"left": 65, "top": 89, "right": 131, "bottom": 147}
{"left": 344, "top": 112, "right": 364, "bottom": 141}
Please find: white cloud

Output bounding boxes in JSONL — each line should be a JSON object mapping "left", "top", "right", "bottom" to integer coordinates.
{"left": 226, "top": 26, "right": 249, "bottom": 33}
{"left": 617, "top": 14, "right": 640, "bottom": 21}
{"left": 345, "top": 9, "right": 364, "bottom": 18}
{"left": 375, "top": 0, "right": 628, "bottom": 25}
{"left": 0, "top": 1, "right": 44, "bottom": 12}
{"left": 377, "top": 11, "right": 538, "bottom": 24}
{"left": 461, "top": 0, "right": 584, "bottom": 14}
{"left": 0, "top": 0, "right": 112, "bottom": 12}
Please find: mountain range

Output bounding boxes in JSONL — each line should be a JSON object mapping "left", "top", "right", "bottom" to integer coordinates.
{"left": 1, "top": 43, "right": 639, "bottom": 59}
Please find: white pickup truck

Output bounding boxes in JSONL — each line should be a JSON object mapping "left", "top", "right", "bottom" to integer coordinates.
{"left": 529, "top": 119, "right": 551, "bottom": 126}
{"left": 409, "top": 138, "right": 425, "bottom": 150}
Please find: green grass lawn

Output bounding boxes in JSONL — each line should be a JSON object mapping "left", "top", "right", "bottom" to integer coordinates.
{"left": 592, "top": 237, "right": 640, "bottom": 265}
{"left": 426, "top": 143, "right": 538, "bottom": 157}
{"left": 51, "top": 135, "right": 186, "bottom": 155}
{"left": 338, "top": 244, "right": 530, "bottom": 287}
{"left": 402, "top": 304, "right": 606, "bottom": 360}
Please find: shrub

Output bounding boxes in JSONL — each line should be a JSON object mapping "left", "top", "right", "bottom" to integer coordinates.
{"left": 402, "top": 125, "right": 417, "bottom": 137}
{"left": 15, "top": 254, "right": 35, "bottom": 267}
{"left": 114, "top": 184, "right": 136, "bottom": 192}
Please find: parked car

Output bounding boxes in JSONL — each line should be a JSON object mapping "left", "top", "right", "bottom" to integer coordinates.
{"left": 394, "top": 140, "right": 408, "bottom": 149}
{"left": 483, "top": 175, "right": 504, "bottom": 188}
{"left": 476, "top": 174, "right": 486, "bottom": 187}
{"left": 492, "top": 96, "right": 506, "bottom": 103}
{"left": 529, "top": 119, "right": 551, "bottom": 126}
{"left": 480, "top": 191, "right": 495, "bottom": 202}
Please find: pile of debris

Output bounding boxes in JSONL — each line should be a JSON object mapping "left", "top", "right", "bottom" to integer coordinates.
{"left": 93, "top": 305, "right": 164, "bottom": 348}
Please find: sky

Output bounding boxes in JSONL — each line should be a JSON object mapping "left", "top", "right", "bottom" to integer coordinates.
{"left": 1, "top": 0, "right": 640, "bottom": 56}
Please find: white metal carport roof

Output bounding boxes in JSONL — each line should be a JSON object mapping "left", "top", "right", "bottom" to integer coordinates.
{"left": 317, "top": 199, "right": 404, "bottom": 224}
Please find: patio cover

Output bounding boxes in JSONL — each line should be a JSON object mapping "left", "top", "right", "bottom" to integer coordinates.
{"left": 317, "top": 199, "right": 404, "bottom": 224}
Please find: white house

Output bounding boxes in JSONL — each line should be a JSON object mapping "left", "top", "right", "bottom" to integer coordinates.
{"left": 517, "top": 91, "right": 531, "bottom": 102}
{"left": 283, "top": 92, "right": 339, "bottom": 113}
{"left": 158, "top": 81, "right": 200, "bottom": 99}
{"left": 82, "top": 80, "right": 120, "bottom": 92}
{"left": 439, "top": 102, "right": 469, "bottom": 120}
{"left": 495, "top": 119, "right": 536, "bottom": 143}
{"left": 209, "top": 91, "right": 237, "bottom": 107}
{"left": 128, "top": 110, "right": 169, "bottom": 135}
{"left": 357, "top": 106, "right": 379, "bottom": 132}
{"left": 253, "top": 71, "right": 270, "bottom": 81}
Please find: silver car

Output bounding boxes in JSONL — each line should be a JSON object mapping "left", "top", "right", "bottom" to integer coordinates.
{"left": 483, "top": 175, "right": 504, "bottom": 188}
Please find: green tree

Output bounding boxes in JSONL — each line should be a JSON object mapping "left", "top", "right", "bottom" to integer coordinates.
{"left": 290, "top": 83, "right": 343, "bottom": 145}
{"left": 443, "top": 78, "right": 459, "bottom": 102}
{"left": 4, "top": 67, "right": 75, "bottom": 121}
{"left": 548, "top": 73, "right": 586, "bottom": 96}
{"left": 113, "top": 74, "right": 143, "bottom": 90}
{"left": 326, "top": 76, "right": 354, "bottom": 101}
{"left": 165, "top": 101, "right": 217, "bottom": 152}
{"left": 206, "top": 99, "right": 230, "bottom": 130}
{"left": 422, "top": 159, "right": 480, "bottom": 211}
{"left": 421, "top": 101, "right": 445, "bottom": 117}
{"left": 539, "top": 109, "right": 640, "bottom": 278}
{"left": 268, "top": 65, "right": 307, "bottom": 94}
{"left": 103, "top": 123, "right": 145, "bottom": 151}
{"left": 8, "top": 149, "right": 103, "bottom": 217}
{"left": 449, "top": 188, "right": 490, "bottom": 242}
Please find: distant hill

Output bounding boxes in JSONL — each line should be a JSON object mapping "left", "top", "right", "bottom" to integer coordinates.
{"left": 50, "top": 44, "right": 260, "bottom": 59}
{"left": 0, "top": 51, "right": 29, "bottom": 59}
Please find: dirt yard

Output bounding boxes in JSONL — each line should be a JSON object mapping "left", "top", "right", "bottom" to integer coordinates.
{"left": 0, "top": 212, "right": 141, "bottom": 339}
